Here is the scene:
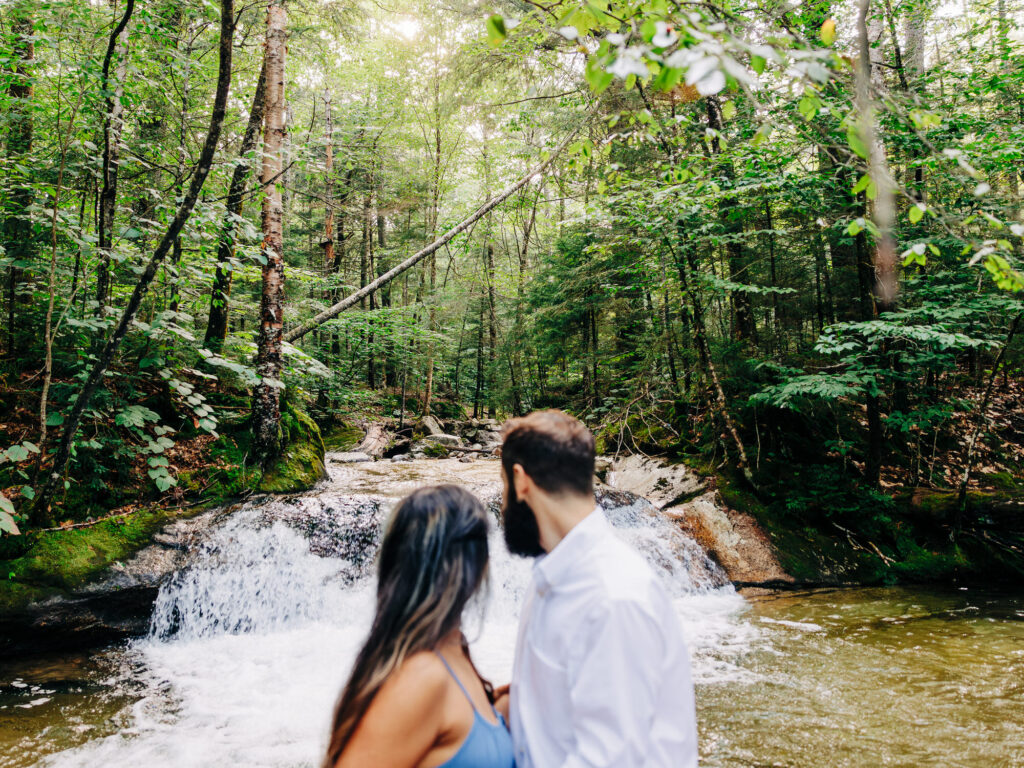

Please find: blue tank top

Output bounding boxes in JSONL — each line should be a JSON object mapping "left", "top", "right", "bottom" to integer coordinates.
{"left": 435, "top": 653, "right": 516, "bottom": 768}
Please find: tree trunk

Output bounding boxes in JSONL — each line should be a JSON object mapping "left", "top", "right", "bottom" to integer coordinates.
{"left": 473, "top": 294, "right": 485, "bottom": 419}
{"left": 204, "top": 60, "right": 267, "bottom": 348}
{"left": 169, "top": 24, "right": 193, "bottom": 316}
{"left": 706, "top": 96, "right": 756, "bottom": 344}
{"left": 321, "top": 94, "right": 334, "bottom": 274}
{"left": 4, "top": 3, "right": 35, "bottom": 361}
{"left": 95, "top": 0, "right": 134, "bottom": 315}
{"left": 252, "top": 0, "right": 287, "bottom": 464}
{"left": 857, "top": 0, "right": 900, "bottom": 487}
{"left": 33, "top": 0, "right": 235, "bottom": 522}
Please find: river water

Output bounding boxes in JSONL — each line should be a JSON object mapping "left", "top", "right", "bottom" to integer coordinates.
{"left": 1, "top": 456, "right": 1022, "bottom": 767}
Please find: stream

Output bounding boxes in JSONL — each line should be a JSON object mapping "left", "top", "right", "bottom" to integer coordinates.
{"left": 1, "top": 456, "right": 1023, "bottom": 767}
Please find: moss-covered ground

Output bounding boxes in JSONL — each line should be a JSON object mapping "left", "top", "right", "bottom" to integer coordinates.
{"left": 708, "top": 463, "right": 1024, "bottom": 587}
{"left": 1, "top": 403, "right": 329, "bottom": 614}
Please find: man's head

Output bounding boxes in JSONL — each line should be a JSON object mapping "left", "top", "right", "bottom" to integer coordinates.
{"left": 499, "top": 410, "right": 596, "bottom": 557}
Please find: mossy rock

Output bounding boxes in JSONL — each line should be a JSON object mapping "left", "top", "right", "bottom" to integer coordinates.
{"left": 322, "top": 420, "right": 364, "bottom": 452}
{"left": 717, "top": 474, "right": 889, "bottom": 584}
{"left": 0, "top": 507, "right": 175, "bottom": 614}
{"left": 258, "top": 406, "right": 327, "bottom": 494}
{"left": 421, "top": 442, "right": 450, "bottom": 458}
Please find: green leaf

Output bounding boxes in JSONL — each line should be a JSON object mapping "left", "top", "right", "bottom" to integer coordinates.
{"left": 751, "top": 55, "right": 766, "bottom": 75}
{"left": 0, "top": 494, "right": 19, "bottom": 535}
{"left": 154, "top": 474, "right": 177, "bottom": 492}
{"left": 721, "top": 100, "right": 736, "bottom": 120}
{"left": 908, "top": 203, "right": 925, "bottom": 224}
{"left": 5, "top": 445, "right": 29, "bottom": 462}
{"left": 846, "top": 127, "right": 869, "bottom": 159}
{"left": 584, "top": 57, "right": 614, "bottom": 94}
{"left": 820, "top": 18, "right": 836, "bottom": 46}
{"left": 486, "top": 15, "right": 507, "bottom": 47}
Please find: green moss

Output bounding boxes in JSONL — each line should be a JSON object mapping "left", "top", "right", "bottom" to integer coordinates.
{"left": 5, "top": 509, "right": 167, "bottom": 591}
{"left": 0, "top": 580, "right": 56, "bottom": 613}
{"left": 717, "top": 472, "right": 889, "bottom": 584}
{"left": 322, "top": 421, "right": 364, "bottom": 452}
{"left": 888, "top": 537, "right": 968, "bottom": 582}
{"left": 258, "top": 405, "right": 327, "bottom": 493}
{"left": 0, "top": 508, "right": 170, "bottom": 615}
{"left": 983, "top": 471, "right": 1022, "bottom": 492}
{"left": 421, "top": 442, "right": 449, "bottom": 458}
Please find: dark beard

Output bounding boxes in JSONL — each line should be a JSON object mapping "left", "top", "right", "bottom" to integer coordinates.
{"left": 502, "top": 485, "right": 545, "bottom": 558}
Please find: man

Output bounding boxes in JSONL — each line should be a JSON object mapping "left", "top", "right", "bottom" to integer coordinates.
{"left": 497, "top": 409, "right": 698, "bottom": 768}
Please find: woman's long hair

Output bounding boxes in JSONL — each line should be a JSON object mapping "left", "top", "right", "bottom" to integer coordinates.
{"left": 324, "top": 484, "right": 492, "bottom": 766}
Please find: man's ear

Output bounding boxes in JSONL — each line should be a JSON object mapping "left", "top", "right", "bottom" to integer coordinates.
{"left": 512, "top": 463, "right": 531, "bottom": 501}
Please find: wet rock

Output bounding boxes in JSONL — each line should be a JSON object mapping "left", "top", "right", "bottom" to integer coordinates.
{"left": 666, "top": 491, "right": 793, "bottom": 587}
{"left": 459, "top": 455, "right": 475, "bottom": 463}
{"left": 606, "top": 455, "right": 704, "bottom": 508}
{"left": 332, "top": 451, "right": 372, "bottom": 464}
{"left": 420, "top": 415, "right": 444, "bottom": 436}
{"left": 383, "top": 437, "right": 412, "bottom": 458}
{"left": 430, "top": 434, "right": 462, "bottom": 447}
{"left": 0, "top": 508, "right": 228, "bottom": 656}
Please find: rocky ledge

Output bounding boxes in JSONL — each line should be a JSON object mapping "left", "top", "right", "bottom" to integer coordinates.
{"left": 0, "top": 506, "right": 234, "bottom": 656}
{"left": 604, "top": 454, "right": 794, "bottom": 588}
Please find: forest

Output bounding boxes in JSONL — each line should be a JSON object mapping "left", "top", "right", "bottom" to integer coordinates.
{"left": 1, "top": 0, "right": 1022, "bottom": 582}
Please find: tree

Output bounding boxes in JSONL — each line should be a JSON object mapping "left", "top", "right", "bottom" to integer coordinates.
{"left": 32, "top": 0, "right": 236, "bottom": 522}
{"left": 252, "top": 0, "right": 288, "bottom": 463}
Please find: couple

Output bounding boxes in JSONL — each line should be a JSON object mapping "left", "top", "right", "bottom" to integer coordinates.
{"left": 323, "top": 410, "right": 698, "bottom": 768}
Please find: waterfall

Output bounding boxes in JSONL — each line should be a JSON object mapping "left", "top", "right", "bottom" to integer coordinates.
{"left": 42, "top": 458, "right": 749, "bottom": 768}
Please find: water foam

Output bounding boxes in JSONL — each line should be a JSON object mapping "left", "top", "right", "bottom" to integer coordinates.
{"left": 43, "top": 459, "right": 751, "bottom": 767}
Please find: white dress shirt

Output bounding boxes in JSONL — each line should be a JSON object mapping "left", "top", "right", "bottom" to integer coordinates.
{"left": 509, "top": 509, "right": 699, "bottom": 768}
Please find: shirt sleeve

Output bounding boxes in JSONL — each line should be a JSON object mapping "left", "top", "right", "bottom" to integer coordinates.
{"left": 558, "top": 597, "right": 665, "bottom": 768}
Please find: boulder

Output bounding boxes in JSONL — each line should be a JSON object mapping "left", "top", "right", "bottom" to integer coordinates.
{"left": 606, "top": 454, "right": 704, "bottom": 508}
{"left": 259, "top": 407, "right": 327, "bottom": 494}
{"left": 0, "top": 506, "right": 227, "bottom": 656}
{"left": 425, "top": 434, "right": 462, "bottom": 447}
{"left": 420, "top": 415, "right": 445, "bottom": 436}
{"left": 666, "top": 491, "right": 793, "bottom": 587}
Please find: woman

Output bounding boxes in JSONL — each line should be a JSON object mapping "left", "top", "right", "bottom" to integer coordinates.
{"left": 324, "top": 484, "right": 515, "bottom": 768}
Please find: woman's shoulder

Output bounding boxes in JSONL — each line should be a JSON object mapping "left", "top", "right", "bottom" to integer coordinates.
{"left": 382, "top": 650, "right": 451, "bottom": 700}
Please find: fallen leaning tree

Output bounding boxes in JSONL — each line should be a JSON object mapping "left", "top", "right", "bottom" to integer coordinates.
{"left": 283, "top": 129, "right": 579, "bottom": 343}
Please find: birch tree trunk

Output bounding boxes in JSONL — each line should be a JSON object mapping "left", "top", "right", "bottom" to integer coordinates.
{"left": 252, "top": 0, "right": 288, "bottom": 463}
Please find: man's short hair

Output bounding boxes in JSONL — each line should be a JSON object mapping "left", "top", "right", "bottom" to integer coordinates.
{"left": 501, "top": 410, "right": 595, "bottom": 498}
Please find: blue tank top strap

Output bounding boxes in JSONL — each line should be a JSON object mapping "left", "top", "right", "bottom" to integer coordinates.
{"left": 434, "top": 651, "right": 500, "bottom": 719}
{"left": 433, "top": 651, "right": 516, "bottom": 768}
{"left": 434, "top": 652, "right": 478, "bottom": 712}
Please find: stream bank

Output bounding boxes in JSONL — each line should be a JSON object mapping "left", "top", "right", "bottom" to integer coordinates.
{"left": 3, "top": 415, "right": 1020, "bottom": 657}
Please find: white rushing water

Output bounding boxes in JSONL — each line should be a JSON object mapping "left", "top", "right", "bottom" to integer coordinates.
{"left": 41, "top": 458, "right": 754, "bottom": 768}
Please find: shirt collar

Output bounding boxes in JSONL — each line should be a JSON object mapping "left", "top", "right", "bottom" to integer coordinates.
{"left": 534, "top": 506, "right": 604, "bottom": 596}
